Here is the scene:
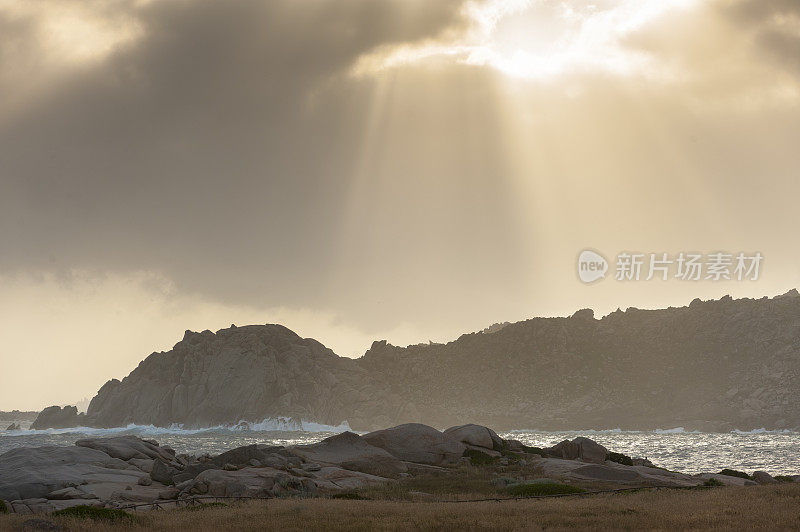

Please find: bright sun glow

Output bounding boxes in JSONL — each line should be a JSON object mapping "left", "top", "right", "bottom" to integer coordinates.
{"left": 355, "top": 0, "right": 700, "bottom": 80}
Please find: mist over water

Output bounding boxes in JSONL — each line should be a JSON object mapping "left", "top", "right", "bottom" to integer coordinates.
{"left": 2, "top": 420, "right": 798, "bottom": 476}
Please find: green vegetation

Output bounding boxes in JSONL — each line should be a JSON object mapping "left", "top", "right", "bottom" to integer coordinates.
{"left": 703, "top": 478, "right": 724, "bottom": 487}
{"left": 520, "top": 445, "right": 548, "bottom": 457}
{"left": 774, "top": 476, "right": 796, "bottom": 483}
{"left": 52, "top": 505, "right": 136, "bottom": 523}
{"left": 718, "top": 469, "right": 752, "bottom": 480}
{"left": 0, "top": 500, "right": 7, "bottom": 514}
{"left": 464, "top": 448, "right": 499, "bottom": 466}
{"left": 607, "top": 452, "right": 634, "bottom": 466}
{"left": 505, "top": 482, "right": 587, "bottom": 497}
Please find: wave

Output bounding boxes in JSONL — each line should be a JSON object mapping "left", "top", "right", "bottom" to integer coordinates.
{"left": 731, "top": 427, "right": 796, "bottom": 434}
{"left": 0, "top": 417, "right": 352, "bottom": 437}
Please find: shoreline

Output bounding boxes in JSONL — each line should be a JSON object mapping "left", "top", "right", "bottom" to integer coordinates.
{"left": 1, "top": 423, "right": 798, "bottom": 516}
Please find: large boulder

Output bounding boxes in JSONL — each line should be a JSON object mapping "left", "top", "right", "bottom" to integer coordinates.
{"left": 752, "top": 471, "right": 777, "bottom": 484}
{"left": 150, "top": 459, "right": 179, "bottom": 485}
{"left": 76, "top": 436, "right": 176, "bottom": 463}
{"left": 0, "top": 446, "right": 144, "bottom": 501}
{"left": 443, "top": 424, "right": 503, "bottom": 451}
{"left": 291, "top": 431, "right": 407, "bottom": 478}
{"left": 210, "top": 444, "right": 300, "bottom": 470}
{"left": 30, "top": 406, "right": 84, "bottom": 430}
{"left": 182, "top": 467, "right": 307, "bottom": 498}
{"left": 545, "top": 437, "right": 608, "bottom": 464}
{"left": 363, "top": 423, "right": 466, "bottom": 466}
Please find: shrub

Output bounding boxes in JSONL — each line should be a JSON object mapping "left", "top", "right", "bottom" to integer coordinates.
{"left": 607, "top": 452, "right": 634, "bottom": 466}
{"left": 505, "top": 482, "right": 587, "bottom": 497}
{"left": 464, "top": 448, "right": 499, "bottom": 466}
{"left": 774, "top": 476, "right": 795, "bottom": 483}
{"left": 718, "top": 469, "right": 752, "bottom": 480}
{"left": 52, "top": 505, "right": 135, "bottom": 523}
{"left": 520, "top": 445, "right": 548, "bottom": 458}
{"left": 704, "top": 478, "right": 724, "bottom": 487}
{"left": 0, "top": 499, "right": 7, "bottom": 514}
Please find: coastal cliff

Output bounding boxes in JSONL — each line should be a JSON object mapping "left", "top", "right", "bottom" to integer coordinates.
{"left": 34, "top": 291, "right": 800, "bottom": 432}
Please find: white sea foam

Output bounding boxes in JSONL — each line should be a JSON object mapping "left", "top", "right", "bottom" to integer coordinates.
{"left": 0, "top": 417, "right": 351, "bottom": 437}
{"left": 731, "top": 427, "right": 795, "bottom": 434}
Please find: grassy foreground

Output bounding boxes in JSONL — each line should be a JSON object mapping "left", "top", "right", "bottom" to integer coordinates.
{"left": 2, "top": 484, "right": 799, "bottom": 530}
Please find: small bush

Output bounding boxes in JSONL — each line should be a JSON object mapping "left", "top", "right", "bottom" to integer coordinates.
{"left": 464, "top": 449, "right": 498, "bottom": 466}
{"left": 719, "top": 469, "right": 752, "bottom": 480}
{"left": 704, "top": 478, "right": 724, "bottom": 487}
{"left": 330, "top": 492, "right": 369, "bottom": 500}
{"left": 52, "top": 505, "right": 135, "bottom": 523}
{"left": 0, "top": 499, "right": 7, "bottom": 514}
{"left": 607, "top": 452, "right": 634, "bottom": 466}
{"left": 505, "top": 482, "right": 587, "bottom": 497}
{"left": 520, "top": 445, "right": 548, "bottom": 458}
{"left": 774, "top": 476, "right": 795, "bottom": 483}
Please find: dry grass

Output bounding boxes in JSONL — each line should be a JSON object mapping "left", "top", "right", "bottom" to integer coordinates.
{"left": 2, "top": 484, "right": 799, "bottom": 531}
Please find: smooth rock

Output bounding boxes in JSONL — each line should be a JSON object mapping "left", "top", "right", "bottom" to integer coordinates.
{"left": 444, "top": 424, "right": 503, "bottom": 451}
{"left": 752, "top": 471, "right": 777, "bottom": 484}
{"left": 363, "top": 423, "right": 465, "bottom": 466}
{"left": 0, "top": 445, "right": 143, "bottom": 501}
{"left": 46, "top": 487, "right": 98, "bottom": 500}
{"left": 151, "top": 459, "right": 178, "bottom": 485}
{"left": 291, "top": 431, "right": 407, "bottom": 478}
{"left": 546, "top": 437, "right": 608, "bottom": 464}
{"left": 76, "top": 436, "right": 176, "bottom": 463}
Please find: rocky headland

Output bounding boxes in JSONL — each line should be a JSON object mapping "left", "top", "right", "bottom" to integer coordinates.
{"left": 30, "top": 291, "right": 800, "bottom": 432}
{"left": 2, "top": 423, "right": 796, "bottom": 514}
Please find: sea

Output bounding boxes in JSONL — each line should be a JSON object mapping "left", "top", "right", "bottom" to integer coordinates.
{"left": 1, "top": 418, "right": 798, "bottom": 476}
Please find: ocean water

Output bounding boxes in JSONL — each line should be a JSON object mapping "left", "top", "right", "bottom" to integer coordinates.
{"left": 1, "top": 419, "right": 798, "bottom": 476}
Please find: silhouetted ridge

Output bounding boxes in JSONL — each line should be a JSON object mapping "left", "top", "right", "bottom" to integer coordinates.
{"left": 50, "top": 291, "right": 800, "bottom": 432}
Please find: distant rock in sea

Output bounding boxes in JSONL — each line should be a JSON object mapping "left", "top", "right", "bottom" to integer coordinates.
{"left": 30, "top": 406, "right": 85, "bottom": 430}
{"left": 28, "top": 290, "right": 800, "bottom": 432}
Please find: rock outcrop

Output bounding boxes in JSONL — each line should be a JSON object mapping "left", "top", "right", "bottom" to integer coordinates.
{"left": 363, "top": 423, "right": 466, "bottom": 466}
{"left": 30, "top": 406, "right": 85, "bottom": 430}
{"left": 84, "top": 325, "right": 398, "bottom": 431}
{"left": 5, "top": 424, "right": 792, "bottom": 514}
{"left": 358, "top": 291, "right": 800, "bottom": 431}
{"left": 545, "top": 437, "right": 608, "bottom": 464}
{"left": 32, "top": 291, "right": 800, "bottom": 432}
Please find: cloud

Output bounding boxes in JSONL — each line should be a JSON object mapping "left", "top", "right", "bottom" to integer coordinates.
{"left": 1, "top": 0, "right": 533, "bottom": 337}
{"left": 1, "top": 0, "right": 800, "bottom": 411}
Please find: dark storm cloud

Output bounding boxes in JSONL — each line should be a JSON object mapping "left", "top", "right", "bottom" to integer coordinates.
{"left": 721, "top": 0, "right": 800, "bottom": 75}
{"left": 0, "top": 0, "right": 531, "bottom": 332}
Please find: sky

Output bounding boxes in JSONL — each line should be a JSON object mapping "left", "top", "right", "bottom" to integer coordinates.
{"left": 1, "top": 0, "right": 799, "bottom": 410}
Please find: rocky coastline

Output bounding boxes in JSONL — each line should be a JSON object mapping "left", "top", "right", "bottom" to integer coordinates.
{"left": 1, "top": 423, "right": 797, "bottom": 515}
{"left": 28, "top": 291, "right": 800, "bottom": 434}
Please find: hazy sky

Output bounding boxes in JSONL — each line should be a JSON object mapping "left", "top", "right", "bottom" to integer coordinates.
{"left": 1, "top": 0, "right": 799, "bottom": 410}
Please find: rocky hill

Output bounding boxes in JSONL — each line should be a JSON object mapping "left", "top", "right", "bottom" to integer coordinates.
{"left": 84, "top": 324, "right": 402, "bottom": 430}
{"left": 360, "top": 291, "right": 800, "bottom": 431}
{"left": 34, "top": 292, "right": 800, "bottom": 432}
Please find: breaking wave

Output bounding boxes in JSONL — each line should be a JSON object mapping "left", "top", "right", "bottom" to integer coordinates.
{"left": 1, "top": 417, "right": 351, "bottom": 437}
